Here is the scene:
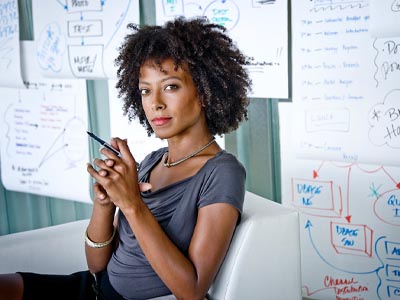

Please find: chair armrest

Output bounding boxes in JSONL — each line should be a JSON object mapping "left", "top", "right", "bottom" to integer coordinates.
{"left": 0, "top": 219, "right": 89, "bottom": 274}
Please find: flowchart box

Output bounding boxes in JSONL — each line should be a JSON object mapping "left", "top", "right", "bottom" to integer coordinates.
{"left": 292, "top": 178, "right": 342, "bottom": 217}
{"left": 330, "top": 222, "right": 373, "bottom": 257}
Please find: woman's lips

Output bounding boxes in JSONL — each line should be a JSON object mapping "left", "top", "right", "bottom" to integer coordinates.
{"left": 152, "top": 117, "right": 171, "bottom": 126}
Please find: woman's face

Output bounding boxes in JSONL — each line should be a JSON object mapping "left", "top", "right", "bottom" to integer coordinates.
{"left": 139, "top": 58, "right": 206, "bottom": 140}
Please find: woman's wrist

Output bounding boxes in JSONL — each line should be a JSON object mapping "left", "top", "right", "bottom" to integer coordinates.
{"left": 85, "top": 226, "right": 116, "bottom": 248}
{"left": 92, "top": 200, "right": 116, "bottom": 217}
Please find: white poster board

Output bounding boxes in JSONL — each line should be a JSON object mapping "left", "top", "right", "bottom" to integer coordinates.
{"left": 279, "top": 102, "right": 400, "bottom": 300}
{"left": 155, "top": 0, "right": 289, "bottom": 99}
{"left": 292, "top": 0, "right": 400, "bottom": 166}
{"left": 0, "top": 41, "right": 91, "bottom": 202}
{"left": 31, "top": 0, "right": 139, "bottom": 79}
{"left": 0, "top": 0, "right": 25, "bottom": 88}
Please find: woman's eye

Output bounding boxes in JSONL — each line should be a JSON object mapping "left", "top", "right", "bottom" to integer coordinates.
{"left": 139, "top": 88, "right": 149, "bottom": 95}
{"left": 165, "top": 84, "right": 178, "bottom": 91}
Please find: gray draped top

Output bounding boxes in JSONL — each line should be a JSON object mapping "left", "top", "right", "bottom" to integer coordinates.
{"left": 107, "top": 148, "right": 246, "bottom": 300}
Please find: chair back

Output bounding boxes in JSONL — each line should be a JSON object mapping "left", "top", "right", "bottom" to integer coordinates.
{"left": 208, "top": 191, "right": 302, "bottom": 300}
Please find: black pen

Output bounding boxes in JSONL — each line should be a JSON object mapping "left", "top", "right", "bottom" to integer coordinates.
{"left": 87, "top": 131, "right": 122, "bottom": 157}
{"left": 87, "top": 131, "right": 140, "bottom": 169}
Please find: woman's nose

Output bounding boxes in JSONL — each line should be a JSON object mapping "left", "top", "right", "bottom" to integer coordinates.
{"left": 151, "top": 93, "right": 166, "bottom": 111}
{"left": 151, "top": 102, "right": 165, "bottom": 111}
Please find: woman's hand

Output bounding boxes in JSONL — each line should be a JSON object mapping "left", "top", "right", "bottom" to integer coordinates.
{"left": 87, "top": 138, "right": 150, "bottom": 213}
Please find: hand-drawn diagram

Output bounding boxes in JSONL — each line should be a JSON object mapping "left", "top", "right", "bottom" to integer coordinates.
{"left": 291, "top": 162, "right": 400, "bottom": 300}
{"left": 373, "top": 38, "right": 400, "bottom": 87}
{"left": 368, "top": 89, "right": 400, "bottom": 149}
{"left": 4, "top": 93, "right": 86, "bottom": 168}
{"left": 0, "top": 0, "right": 25, "bottom": 87}
{"left": 293, "top": 0, "right": 400, "bottom": 166}
{"left": 156, "top": 0, "right": 288, "bottom": 99}
{"left": 36, "top": 22, "right": 66, "bottom": 73}
{"left": 1, "top": 86, "right": 90, "bottom": 202}
{"left": 0, "top": 41, "right": 91, "bottom": 203}
{"left": 290, "top": 1, "right": 400, "bottom": 299}
{"left": 281, "top": 103, "right": 400, "bottom": 300}
{"left": 32, "top": 0, "right": 139, "bottom": 79}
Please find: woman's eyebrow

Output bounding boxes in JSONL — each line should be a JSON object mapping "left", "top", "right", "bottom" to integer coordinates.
{"left": 160, "top": 76, "right": 183, "bottom": 83}
{"left": 139, "top": 76, "right": 183, "bottom": 85}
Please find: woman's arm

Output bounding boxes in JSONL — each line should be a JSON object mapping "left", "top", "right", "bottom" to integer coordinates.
{"left": 125, "top": 201, "right": 238, "bottom": 300}
{"left": 85, "top": 182, "right": 117, "bottom": 274}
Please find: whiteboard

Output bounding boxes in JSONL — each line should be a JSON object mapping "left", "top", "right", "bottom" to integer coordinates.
{"left": 0, "top": 0, "right": 25, "bottom": 88}
{"left": 292, "top": 0, "right": 400, "bottom": 166}
{"left": 108, "top": 80, "right": 224, "bottom": 163}
{"left": 0, "top": 41, "right": 91, "bottom": 203}
{"left": 280, "top": 102, "right": 400, "bottom": 300}
{"left": 155, "top": 0, "right": 288, "bottom": 99}
{"left": 31, "top": 0, "right": 139, "bottom": 79}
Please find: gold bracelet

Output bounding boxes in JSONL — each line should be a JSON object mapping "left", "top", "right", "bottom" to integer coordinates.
{"left": 85, "top": 227, "right": 116, "bottom": 248}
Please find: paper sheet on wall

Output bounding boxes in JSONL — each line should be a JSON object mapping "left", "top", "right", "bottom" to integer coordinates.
{"left": 292, "top": 0, "right": 400, "bottom": 166}
{"left": 0, "top": 41, "right": 91, "bottom": 203}
{"left": 279, "top": 102, "right": 400, "bottom": 300}
{"left": 0, "top": 0, "right": 25, "bottom": 88}
{"left": 155, "top": 0, "right": 288, "bottom": 99}
{"left": 31, "top": 0, "right": 139, "bottom": 79}
{"left": 370, "top": 0, "right": 400, "bottom": 38}
{"left": 108, "top": 80, "right": 224, "bottom": 163}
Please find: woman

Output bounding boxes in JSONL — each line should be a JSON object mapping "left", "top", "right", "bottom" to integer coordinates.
{"left": 0, "top": 17, "right": 251, "bottom": 300}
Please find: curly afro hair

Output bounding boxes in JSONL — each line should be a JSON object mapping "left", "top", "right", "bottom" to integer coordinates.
{"left": 115, "top": 16, "right": 252, "bottom": 136}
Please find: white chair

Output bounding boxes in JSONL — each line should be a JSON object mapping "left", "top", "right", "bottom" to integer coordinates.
{"left": 0, "top": 191, "right": 302, "bottom": 300}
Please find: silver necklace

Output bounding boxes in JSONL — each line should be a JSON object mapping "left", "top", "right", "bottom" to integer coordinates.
{"left": 163, "top": 137, "right": 216, "bottom": 168}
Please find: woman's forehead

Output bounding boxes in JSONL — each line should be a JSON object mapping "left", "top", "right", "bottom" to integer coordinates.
{"left": 140, "top": 58, "right": 190, "bottom": 76}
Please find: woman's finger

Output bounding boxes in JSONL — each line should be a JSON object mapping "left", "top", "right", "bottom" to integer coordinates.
{"left": 93, "top": 158, "right": 114, "bottom": 173}
{"left": 114, "top": 138, "right": 139, "bottom": 169}
{"left": 87, "top": 163, "right": 102, "bottom": 181}
{"left": 98, "top": 169, "right": 108, "bottom": 177}
{"left": 93, "top": 182, "right": 107, "bottom": 200}
{"left": 105, "top": 159, "right": 115, "bottom": 167}
{"left": 100, "top": 146, "right": 120, "bottom": 159}
{"left": 139, "top": 182, "right": 152, "bottom": 192}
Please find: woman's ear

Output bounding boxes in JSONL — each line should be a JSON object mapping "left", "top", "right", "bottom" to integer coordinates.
{"left": 199, "top": 96, "right": 206, "bottom": 108}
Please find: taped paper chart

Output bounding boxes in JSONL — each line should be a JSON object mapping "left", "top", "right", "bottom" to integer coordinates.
{"left": 31, "top": 0, "right": 139, "bottom": 79}
{"left": 0, "top": 41, "right": 91, "bottom": 202}
{"left": 292, "top": 0, "right": 400, "bottom": 166}
{"left": 155, "top": 0, "right": 289, "bottom": 99}
{"left": 0, "top": 0, "right": 25, "bottom": 88}
{"left": 280, "top": 102, "right": 400, "bottom": 300}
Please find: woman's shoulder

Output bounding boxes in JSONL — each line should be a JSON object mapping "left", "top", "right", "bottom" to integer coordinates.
{"left": 203, "top": 150, "right": 246, "bottom": 176}
{"left": 140, "top": 147, "right": 168, "bottom": 165}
